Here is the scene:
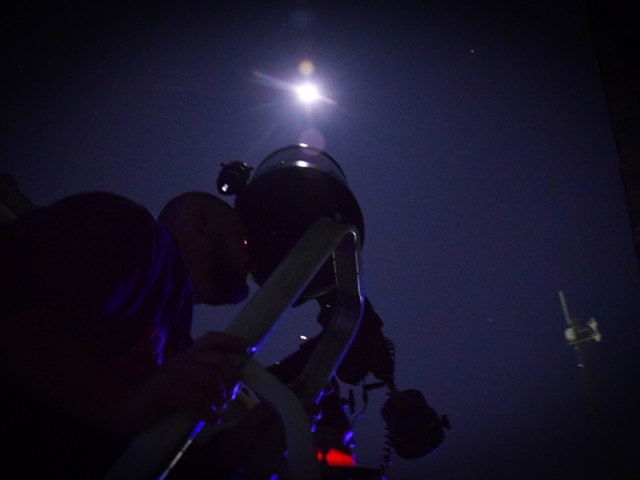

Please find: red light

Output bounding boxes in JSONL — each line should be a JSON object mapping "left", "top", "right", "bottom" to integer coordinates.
{"left": 316, "top": 448, "right": 355, "bottom": 467}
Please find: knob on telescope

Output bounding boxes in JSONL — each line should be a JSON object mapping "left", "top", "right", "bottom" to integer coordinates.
{"left": 381, "top": 389, "right": 450, "bottom": 459}
{"left": 217, "top": 161, "right": 252, "bottom": 196}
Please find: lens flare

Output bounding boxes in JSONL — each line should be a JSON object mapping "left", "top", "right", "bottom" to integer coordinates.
{"left": 251, "top": 69, "right": 336, "bottom": 106}
{"left": 298, "top": 59, "right": 315, "bottom": 76}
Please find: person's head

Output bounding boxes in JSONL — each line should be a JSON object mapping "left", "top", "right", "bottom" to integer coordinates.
{"left": 158, "top": 191, "right": 251, "bottom": 305}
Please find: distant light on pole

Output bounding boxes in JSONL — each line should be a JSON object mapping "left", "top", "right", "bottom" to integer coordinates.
{"left": 559, "top": 291, "right": 602, "bottom": 347}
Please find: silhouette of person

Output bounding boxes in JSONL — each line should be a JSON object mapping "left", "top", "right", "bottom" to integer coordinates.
{"left": 1, "top": 190, "right": 252, "bottom": 478}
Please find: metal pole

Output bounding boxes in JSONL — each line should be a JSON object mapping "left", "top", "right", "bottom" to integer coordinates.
{"left": 558, "top": 291, "right": 615, "bottom": 479}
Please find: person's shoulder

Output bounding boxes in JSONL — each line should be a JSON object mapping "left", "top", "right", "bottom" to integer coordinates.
{"left": 53, "top": 191, "right": 150, "bottom": 215}
{"left": 1, "top": 192, "right": 154, "bottom": 240}
{"left": 51, "top": 191, "right": 155, "bottom": 230}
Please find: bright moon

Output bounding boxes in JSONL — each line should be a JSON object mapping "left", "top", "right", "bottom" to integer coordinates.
{"left": 296, "top": 83, "right": 320, "bottom": 103}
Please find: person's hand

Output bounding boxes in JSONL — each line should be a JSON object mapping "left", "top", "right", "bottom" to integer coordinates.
{"left": 287, "top": 378, "right": 335, "bottom": 432}
{"left": 165, "top": 377, "right": 335, "bottom": 479}
{"left": 121, "top": 331, "right": 249, "bottom": 431}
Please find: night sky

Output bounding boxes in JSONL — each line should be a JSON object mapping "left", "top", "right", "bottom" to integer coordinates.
{"left": 2, "top": 1, "right": 639, "bottom": 479}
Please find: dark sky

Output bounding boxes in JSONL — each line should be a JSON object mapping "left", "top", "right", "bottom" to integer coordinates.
{"left": 2, "top": 1, "right": 639, "bottom": 479}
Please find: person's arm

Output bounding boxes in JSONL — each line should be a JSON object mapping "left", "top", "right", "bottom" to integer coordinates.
{"left": 165, "top": 398, "right": 281, "bottom": 479}
{"left": 166, "top": 377, "right": 327, "bottom": 479}
{"left": 1, "top": 306, "right": 247, "bottom": 434}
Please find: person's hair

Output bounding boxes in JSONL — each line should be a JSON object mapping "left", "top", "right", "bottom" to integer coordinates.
{"left": 158, "top": 191, "right": 228, "bottom": 231}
